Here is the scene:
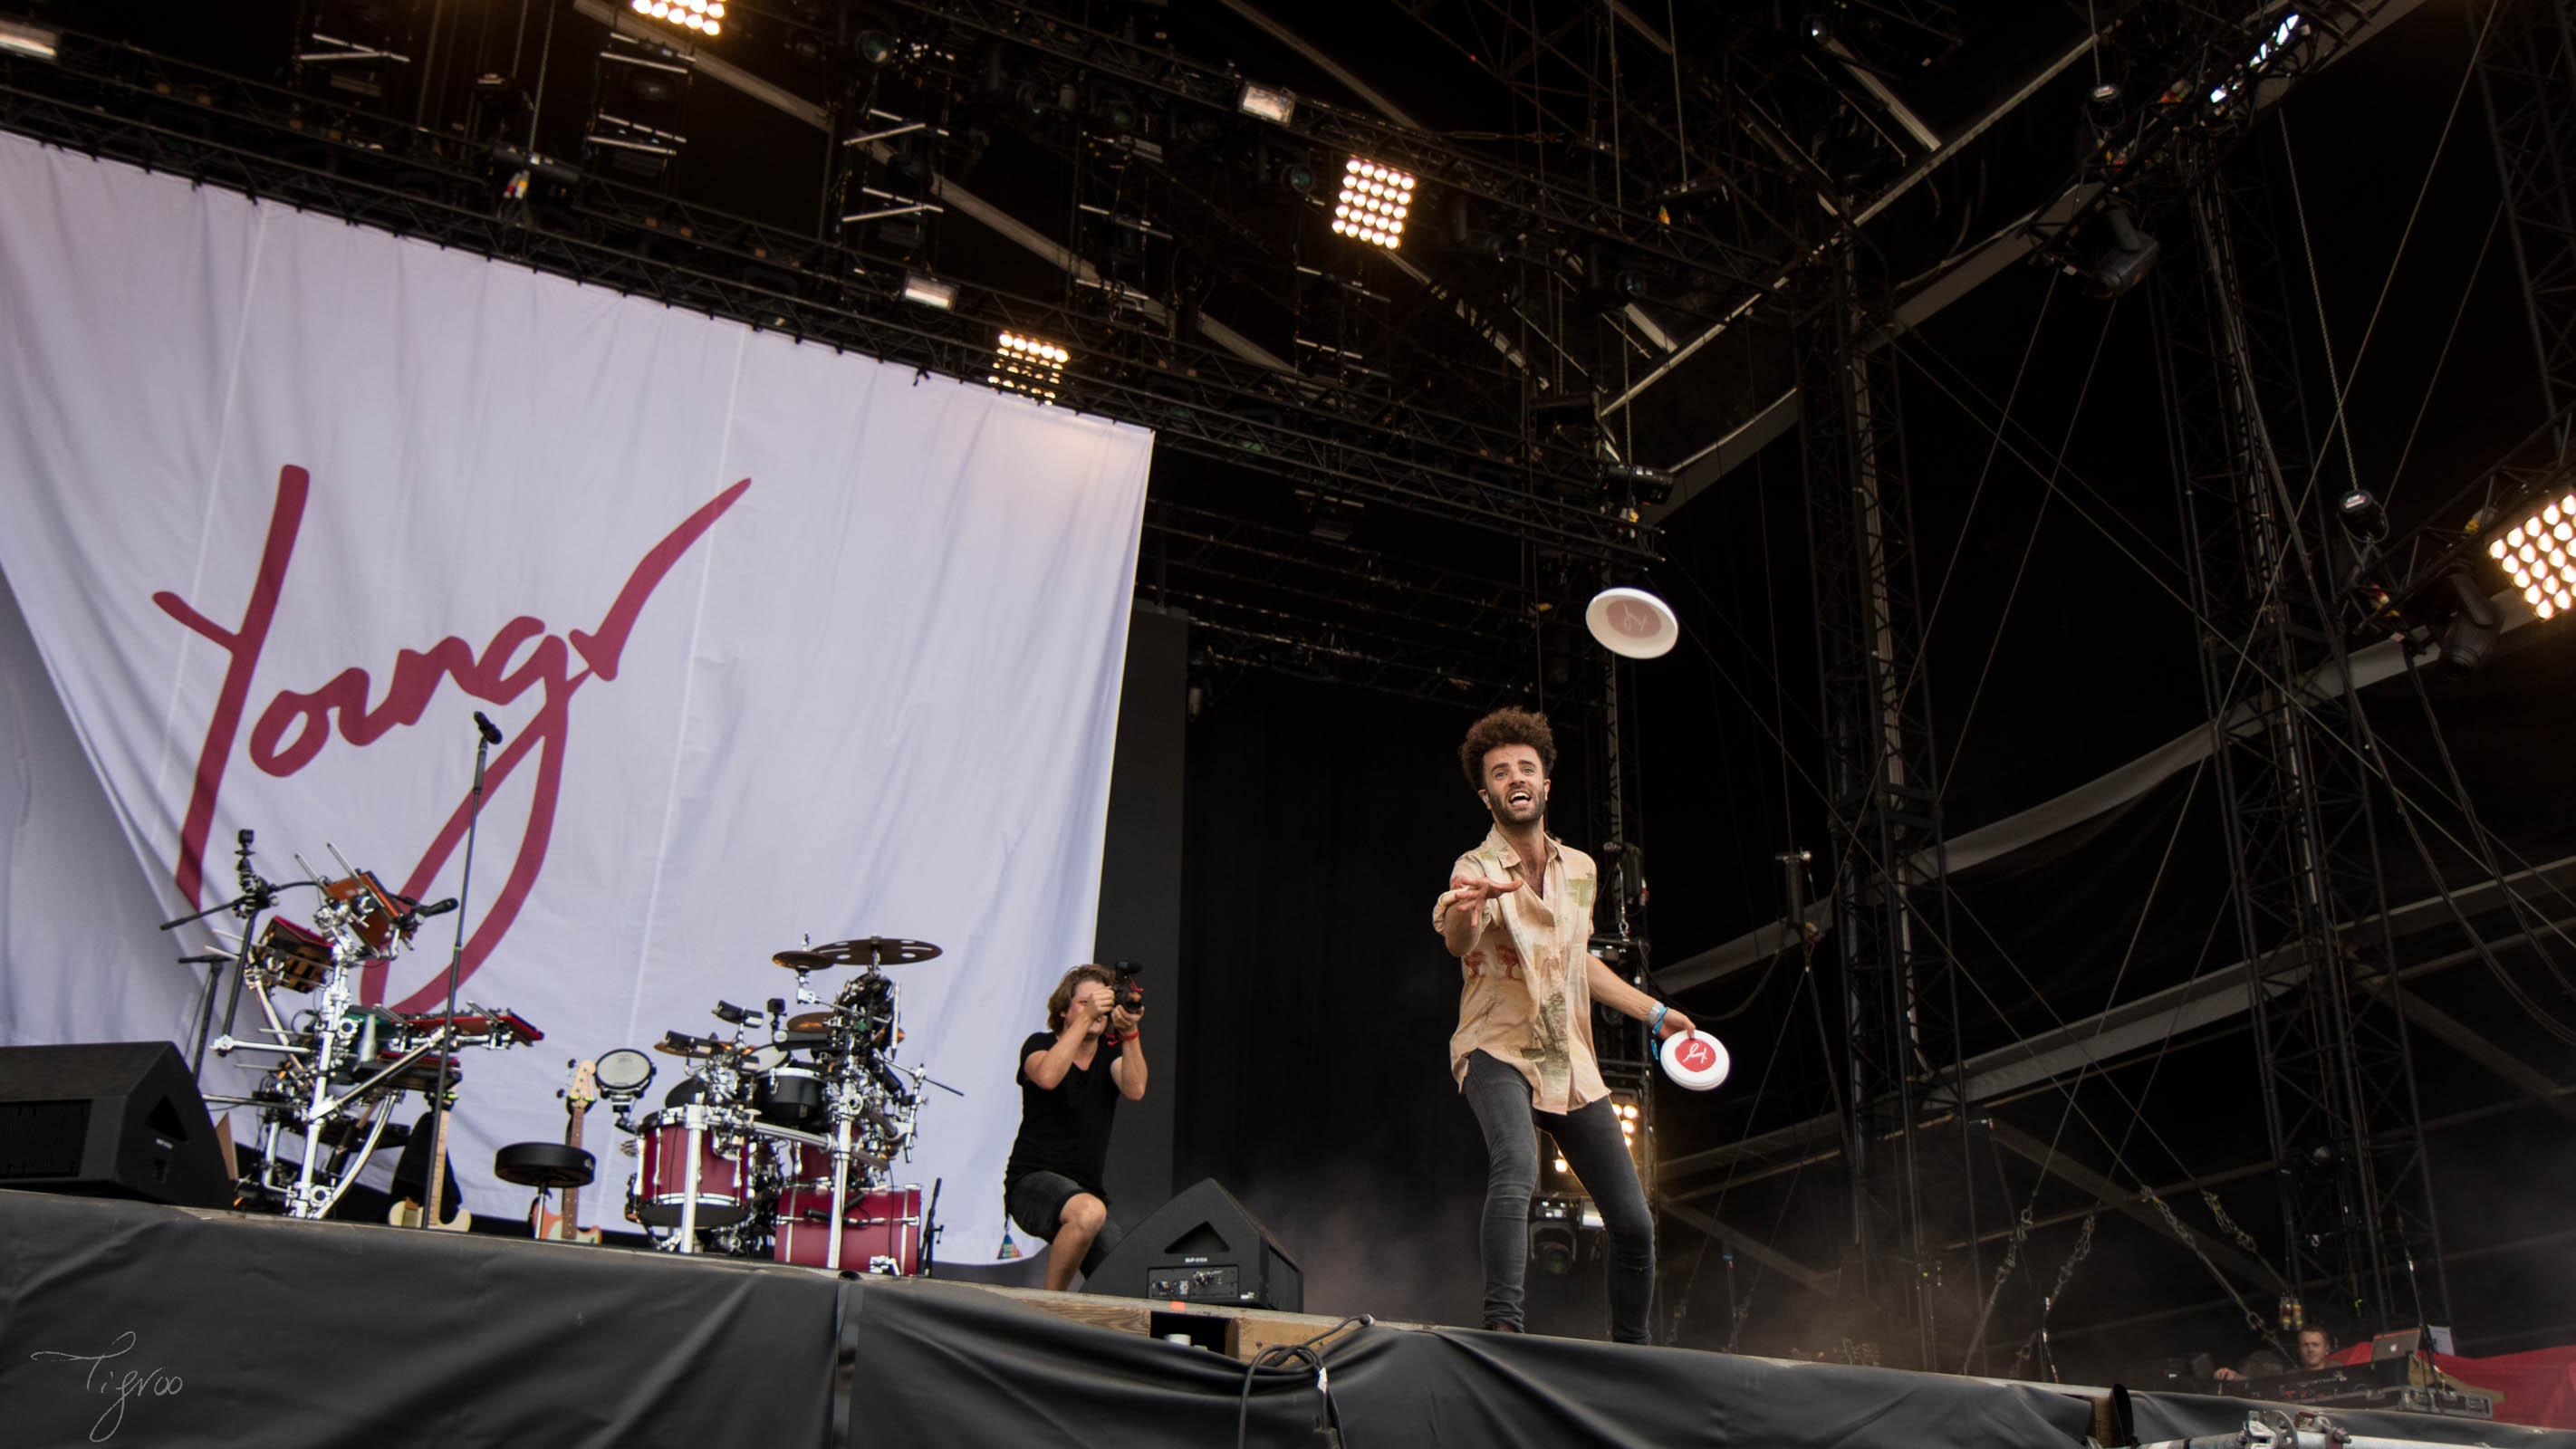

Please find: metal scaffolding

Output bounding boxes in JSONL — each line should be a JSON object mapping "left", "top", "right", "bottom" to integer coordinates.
{"left": 1796, "top": 236, "right": 1971, "bottom": 1368}
{"left": 2156, "top": 168, "right": 2447, "bottom": 1337}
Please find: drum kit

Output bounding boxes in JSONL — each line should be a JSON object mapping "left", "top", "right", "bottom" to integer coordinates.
{"left": 172, "top": 827, "right": 951, "bottom": 1275}
{"left": 185, "top": 835, "right": 541, "bottom": 1221}
{"left": 601, "top": 936, "right": 950, "bottom": 1272}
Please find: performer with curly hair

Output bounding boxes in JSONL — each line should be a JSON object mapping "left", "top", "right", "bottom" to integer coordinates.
{"left": 1433, "top": 705, "right": 1694, "bottom": 1341}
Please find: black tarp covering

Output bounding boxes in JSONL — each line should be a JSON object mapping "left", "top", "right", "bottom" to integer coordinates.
{"left": 0, "top": 1189, "right": 837, "bottom": 1446}
{"left": 839, "top": 1270, "right": 2104, "bottom": 1448}
{"left": 2119, "top": 1387, "right": 2576, "bottom": 1449}
{"left": 7, "top": 1190, "right": 2569, "bottom": 1449}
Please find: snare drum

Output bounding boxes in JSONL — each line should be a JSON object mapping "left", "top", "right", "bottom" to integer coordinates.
{"left": 771, "top": 1184, "right": 923, "bottom": 1274}
{"left": 755, "top": 1064, "right": 825, "bottom": 1128}
{"left": 633, "top": 1112, "right": 752, "bottom": 1227}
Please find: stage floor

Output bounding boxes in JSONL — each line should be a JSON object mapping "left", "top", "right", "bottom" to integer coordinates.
{"left": 1, "top": 1190, "right": 2564, "bottom": 1449}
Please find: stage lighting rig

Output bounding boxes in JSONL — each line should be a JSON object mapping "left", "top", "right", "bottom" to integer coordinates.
{"left": 900, "top": 272, "right": 957, "bottom": 310}
{"left": 0, "top": 17, "right": 59, "bottom": 61}
{"left": 630, "top": 0, "right": 724, "bottom": 40}
{"left": 1530, "top": 1196, "right": 1586, "bottom": 1276}
{"left": 2487, "top": 490, "right": 2576, "bottom": 622}
{"left": 990, "top": 331, "right": 1068, "bottom": 404}
{"left": 1332, "top": 159, "right": 1414, "bottom": 250}
{"left": 1238, "top": 82, "right": 1297, "bottom": 126}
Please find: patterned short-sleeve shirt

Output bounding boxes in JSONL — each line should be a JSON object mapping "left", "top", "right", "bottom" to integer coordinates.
{"left": 1436, "top": 825, "right": 1608, "bottom": 1114}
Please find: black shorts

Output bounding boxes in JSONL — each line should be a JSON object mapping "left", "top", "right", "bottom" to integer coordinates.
{"left": 1003, "top": 1172, "right": 1125, "bottom": 1277}
{"left": 1004, "top": 1170, "right": 1098, "bottom": 1241}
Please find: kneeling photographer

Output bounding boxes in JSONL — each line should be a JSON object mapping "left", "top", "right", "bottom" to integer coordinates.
{"left": 1003, "top": 962, "right": 1147, "bottom": 1291}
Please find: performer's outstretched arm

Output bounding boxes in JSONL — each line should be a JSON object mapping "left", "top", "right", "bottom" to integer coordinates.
{"left": 1434, "top": 869, "right": 1521, "bottom": 956}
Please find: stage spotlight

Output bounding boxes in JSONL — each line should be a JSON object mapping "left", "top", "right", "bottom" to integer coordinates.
{"left": 989, "top": 329, "right": 1069, "bottom": 405}
{"left": 2438, "top": 569, "right": 2500, "bottom": 676}
{"left": 2337, "top": 488, "right": 2389, "bottom": 541}
{"left": 1333, "top": 158, "right": 1415, "bottom": 250}
{"left": 0, "top": 17, "right": 59, "bottom": 60}
{"left": 900, "top": 272, "right": 957, "bottom": 310}
{"left": 1239, "top": 82, "right": 1297, "bottom": 126}
{"left": 2488, "top": 490, "right": 2576, "bottom": 621}
{"left": 1601, "top": 461, "right": 1673, "bottom": 509}
{"left": 630, "top": 0, "right": 722, "bottom": 39}
{"left": 1530, "top": 1197, "right": 1578, "bottom": 1276}
{"left": 2085, "top": 203, "right": 2158, "bottom": 298}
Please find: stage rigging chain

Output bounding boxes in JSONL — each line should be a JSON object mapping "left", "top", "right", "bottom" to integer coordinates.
{"left": 2005, "top": 1208, "right": 2094, "bottom": 1380}
{"left": 2145, "top": 1188, "right": 2273, "bottom": 1337}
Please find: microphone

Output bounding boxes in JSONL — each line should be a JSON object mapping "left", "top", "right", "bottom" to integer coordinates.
{"left": 176, "top": 953, "right": 233, "bottom": 965}
{"left": 411, "top": 897, "right": 460, "bottom": 919}
{"left": 472, "top": 711, "right": 504, "bottom": 746}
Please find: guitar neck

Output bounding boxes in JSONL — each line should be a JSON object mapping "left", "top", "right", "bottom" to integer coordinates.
{"left": 423, "top": 1100, "right": 453, "bottom": 1213}
{"left": 562, "top": 1106, "right": 587, "bottom": 1226}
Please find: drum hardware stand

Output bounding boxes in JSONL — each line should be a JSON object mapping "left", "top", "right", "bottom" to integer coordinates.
{"left": 159, "top": 829, "right": 312, "bottom": 1083}
{"left": 675, "top": 1099, "right": 711, "bottom": 1252}
{"left": 418, "top": 710, "right": 501, "bottom": 1230}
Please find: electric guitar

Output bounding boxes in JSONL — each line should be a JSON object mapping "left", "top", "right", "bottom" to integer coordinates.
{"left": 388, "top": 1089, "right": 475, "bottom": 1232}
{"left": 533, "top": 1060, "right": 602, "bottom": 1244}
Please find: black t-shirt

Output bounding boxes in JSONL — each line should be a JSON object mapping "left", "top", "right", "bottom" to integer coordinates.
{"left": 1002, "top": 1030, "right": 1121, "bottom": 1196}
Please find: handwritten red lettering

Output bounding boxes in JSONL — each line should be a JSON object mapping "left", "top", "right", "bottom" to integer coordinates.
{"left": 156, "top": 466, "right": 750, "bottom": 1003}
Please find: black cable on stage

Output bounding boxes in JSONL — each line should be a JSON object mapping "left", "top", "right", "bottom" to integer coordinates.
{"left": 1233, "top": 1314, "right": 1369, "bottom": 1449}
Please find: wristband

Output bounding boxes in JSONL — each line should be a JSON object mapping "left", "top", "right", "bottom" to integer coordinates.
{"left": 1648, "top": 1002, "right": 1669, "bottom": 1041}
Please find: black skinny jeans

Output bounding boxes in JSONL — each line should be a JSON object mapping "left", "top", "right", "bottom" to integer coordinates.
{"left": 1461, "top": 1049, "right": 1656, "bottom": 1341}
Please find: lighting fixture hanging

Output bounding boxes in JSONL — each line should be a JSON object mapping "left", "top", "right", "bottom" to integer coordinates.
{"left": 630, "top": 0, "right": 722, "bottom": 39}
{"left": 2487, "top": 491, "right": 2576, "bottom": 621}
{"left": 1331, "top": 158, "right": 1414, "bottom": 250}
{"left": 990, "top": 330, "right": 1070, "bottom": 405}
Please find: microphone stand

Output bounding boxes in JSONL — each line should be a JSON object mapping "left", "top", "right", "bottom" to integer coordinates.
{"left": 417, "top": 712, "right": 502, "bottom": 1228}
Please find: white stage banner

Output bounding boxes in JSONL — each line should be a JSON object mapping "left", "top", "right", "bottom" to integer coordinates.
{"left": 0, "top": 131, "right": 1152, "bottom": 1259}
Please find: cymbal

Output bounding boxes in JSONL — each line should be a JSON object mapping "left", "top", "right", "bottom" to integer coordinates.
{"left": 784, "top": 1011, "right": 841, "bottom": 1035}
{"left": 809, "top": 936, "right": 942, "bottom": 966}
{"left": 773, "top": 949, "right": 839, "bottom": 973}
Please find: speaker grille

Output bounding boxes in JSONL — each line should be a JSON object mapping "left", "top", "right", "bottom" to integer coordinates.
{"left": 0, "top": 1099, "right": 91, "bottom": 1178}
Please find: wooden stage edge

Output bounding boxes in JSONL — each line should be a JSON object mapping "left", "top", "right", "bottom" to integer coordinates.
{"left": 935, "top": 1279, "right": 2128, "bottom": 1442}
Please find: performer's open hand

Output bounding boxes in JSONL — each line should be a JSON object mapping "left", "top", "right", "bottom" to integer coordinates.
{"left": 1446, "top": 871, "right": 1522, "bottom": 914}
{"left": 1657, "top": 1007, "right": 1697, "bottom": 1041}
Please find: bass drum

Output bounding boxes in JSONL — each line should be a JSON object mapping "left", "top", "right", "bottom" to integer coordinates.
{"left": 770, "top": 1185, "right": 922, "bottom": 1274}
{"left": 632, "top": 1112, "right": 752, "bottom": 1228}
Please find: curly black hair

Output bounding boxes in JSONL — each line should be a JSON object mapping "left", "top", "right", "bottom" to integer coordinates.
{"left": 1458, "top": 706, "right": 1556, "bottom": 790}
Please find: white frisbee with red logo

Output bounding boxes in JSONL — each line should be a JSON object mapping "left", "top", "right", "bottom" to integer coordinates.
{"left": 1659, "top": 1030, "right": 1731, "bottom": 1091}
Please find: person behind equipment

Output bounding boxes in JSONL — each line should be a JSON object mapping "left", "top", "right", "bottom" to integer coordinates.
{"left": 1432, "top": 705, "right": 1696, "bottom": 1342}
{"left": 2213, "top": 1324, "right": 2338, "bottom": 1381}
{"left": 1002, "top": 964, "right": 1147, "bottom": 1291}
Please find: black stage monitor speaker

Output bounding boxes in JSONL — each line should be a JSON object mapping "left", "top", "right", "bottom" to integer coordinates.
{"left": 0, "top": 1041, "right": 229, "bottom": 1207}
{"left": 1083, "top": 1177, "right": 1302, "bottom": 1311}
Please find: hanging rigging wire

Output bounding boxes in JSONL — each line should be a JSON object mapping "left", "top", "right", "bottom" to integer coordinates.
{"left": 2277, "top": 0, "right": 2504, "bottom": 507}
{"left": 2393, "top": 655, "right": 2576, "bottom": 1044}
{"left": 2384, "top": 202, "right": 2503, "bottom": 508}
{"left": 1888, "top": 270, "right": 2065, "bottom": 761}
{"left": 1930, "top": 294, "right": 2121, "bottom": 798}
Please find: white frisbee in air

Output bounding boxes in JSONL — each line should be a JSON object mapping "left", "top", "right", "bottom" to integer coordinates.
{"left": 1586, "top": 587, "right": 1678, "bottom": 660}
{"left": 1659, "top": 1030, "right": 1731, "bottom": 1092}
